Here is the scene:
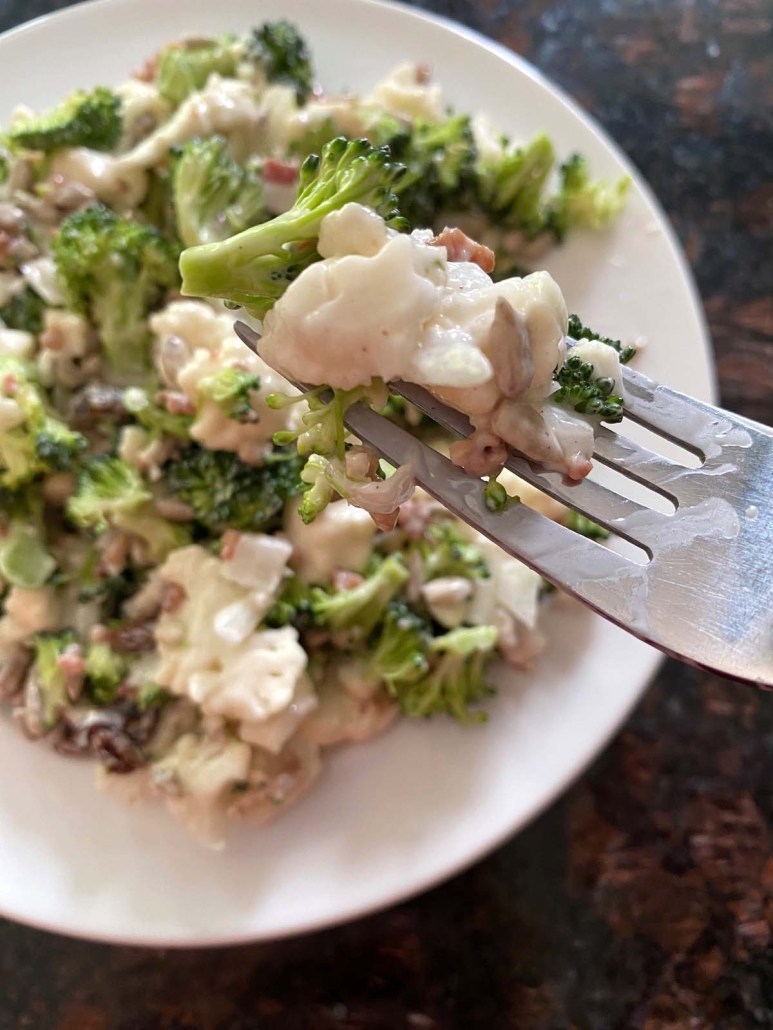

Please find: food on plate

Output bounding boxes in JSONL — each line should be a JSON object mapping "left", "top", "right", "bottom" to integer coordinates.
{"left": 0, "top": 20, "right": 633, "bottom": 845}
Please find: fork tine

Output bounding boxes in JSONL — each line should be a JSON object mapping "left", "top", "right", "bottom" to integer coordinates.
{"left": 593, "top": 427, "right": 712, "bottom": 504}
{"left": 341, "top": 399, "right": 650, "bottom": 631}
{"left": 393, "top": 381, "right": 653, "bottom": 539}
{"left": 621, "top": 365, "right": 755, "bottom": 460}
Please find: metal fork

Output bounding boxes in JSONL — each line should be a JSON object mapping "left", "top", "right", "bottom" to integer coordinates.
{"left": 235, "top": 321, "right": 773, "bottom": 688}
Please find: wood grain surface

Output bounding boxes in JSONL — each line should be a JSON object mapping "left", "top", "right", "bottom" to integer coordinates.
{"left": 0, "top": 1, "right": 771, "bottom": 1027}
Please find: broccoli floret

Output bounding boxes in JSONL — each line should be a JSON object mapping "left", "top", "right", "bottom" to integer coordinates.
{"left": 564, "top": 510, "right": 610, "bottom": 541}
{"left": 114, "top": 507, "right": 191, "bottom": 561}
{"left": 156, "top": 36, "right": 240, "bottom": 107}
{"left": 365, "top": 601, "right": 430, "bottom": 692}
{"left": 416, "top": 522, "right": 490, "bottom": 582}
{"left": 164, "top": 446, "right": 304, "bottom": 532}
{"left": 567, "top": 314, "right": 636, "bottom": 364}
{"left": 552, "top": 354, "right": 624, "bottom": 423}
{"left": 0, "top": 152, "right": 8, "bottom": 184}
{"left": 85, "top": 642, "right": 128, "bottom": 705}
{"left": 248, "top": 20, "right": 313, "bottom": 102}
{"left": 67, "top": 456, "right": 151, "bottom": 532}
{"left": 391, "top": 114, "right": 477, "bottom": 228}
{"left": 75, "top": 548, "right": 146, "bottom": 617}
{"left": 547, "top": 155, "right": 630, "bottom": 242}
{"left": 52, "top": 205, "right": 179, "bottom": 381}
{"left": 122, "top": 387, "right": 192, "bottom": 439}
{"left": 0, "top": 286, "right": 46, "bottom": 335}
{"left": 311, "top": 554, "right": 409, "bottom": 639}
{"left": 32, "top": 630, "right": 79, "bottom": 729}
{"left": 170, "top": 136, "right": 265, "bottom": 249}
{"left": 34, "top": 418, "right": 88, "bottom": 472}
{"left": 8, "top": 87, "right": 121, "bottom": 153}
{"left": 395, "top": 625, "right": 498, "bottom": 723}
{"left": 271, "top": 381, "right": 384, "bottom": 460}
{"left": 0, "top": 356, "right": 87, "bottom": 487}
{"left": 264, "top": 574, "right": 313, "bottom": 630}
{"left": 476, "top": 133, "right": 555, "bottom": 235}
{"left": 197, "top": 367, "right": 261, "bottom": 422}
{"left": 0, "top": 518, "right": 56, "bottom": 590}
{"left": 137, "top": 682, "right": 172, "bottom": 711}
{"left": 180, "top": 136, "right": 405, "bottom": 318}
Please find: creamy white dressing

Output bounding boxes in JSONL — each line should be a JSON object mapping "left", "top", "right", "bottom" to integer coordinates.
{"left": 259, "top": 203, "right": 594, "bottom": 478}
{"left": 366, "top": 63, "right": 443, "bottom": 123}
{"left": 48, "top": 147, "right": 148, "bottom": 210}
{"left": 284, "top": 498, "right": 378, "bottom": 583}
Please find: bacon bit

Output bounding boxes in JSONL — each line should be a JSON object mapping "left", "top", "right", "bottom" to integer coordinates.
{"left": 100, "top": 531, "right": 130, "bottom": 577}
{"left": 2, "top": 374, "right": 18, "bottom": 396}
{"left": 262, "top": 158, "right": 300, "bottom": 186}
{"left": 40, "top": 326, "right": 65, "bottom": 351}
{"left": 450, "top": 431, "right": 508, "bottom": 478}
{"left": 396, "top": 497, "right": 433, "bottom": 541}
{"left": 156, "top": 389, "right": 195, "bottom": 416}
{"left": 371, "top": 510, "right": 400, "bottom": 533}
{"left": 415, "top": 63, "right": 432, "bottom": 85}
{"left": 160, "top": 582, "right": 186, "bottom": 614}
{"left": 0, "top": 230, "right": 12, "bottom": 262}
{"left": 332, "top": 570, "right": 365, "bottom": 591}
{"left": 56, "top": 650, "right": 86, "bottom": 678}
{"left": 430, "top": 227, "right": 496, "bottom": 274}
{"left": 90, "top": 624, "right": 111, "bottom": 645}
{"left": 220, "top": 529, "right": 242, "bottom": 561}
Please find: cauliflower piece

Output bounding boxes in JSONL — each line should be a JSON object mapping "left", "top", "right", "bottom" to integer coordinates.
{"left": 119, "top": 75, "right": 265, "bottom": 169}
{"left": 367, "top": 62, "right": 443, "bottom": 123}
{"left": 0, "top": 586, "right": 61, "bottom": 646}
{"left": 150, "top": 732, "right": 252, "bottom": 848}
{"left": 239, "top": 673, "right": 317, "bottom": 753}
{"left": 47, "top": 147, "right": 148, "bottom": 210}
{"left": 118, "top": 425, "right": 174, "bottom": 482}
{"left": 114, "top": 79, "right": 171, "bottom": 150}
{"left": 301, "top": 669, "right": 398, "bottom": 747}
{"left": 155, "top": 540, "right": 309, "bottom": 727}
{"left": 0, "top": 328, "right": 35, "bottom": 360}
{"left": 150, "top": 299, "right": 294, "bottom": 463}
{"left": 283, "top": 497, "right": 377, "bottom": 584}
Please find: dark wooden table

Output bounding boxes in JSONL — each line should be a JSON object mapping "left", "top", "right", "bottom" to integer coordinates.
{"left": 1, "top": 1, "right": 772, "bottom": 1027}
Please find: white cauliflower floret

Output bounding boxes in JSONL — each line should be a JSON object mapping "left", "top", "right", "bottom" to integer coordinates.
{"left": 114, "top": 79, "right": 171, "bottom": 151}
{"left": 150, "top": 299, "right": 294, "bottom": 463}
{"left": 283, "top": 498, "right": 377, "bottom": 584}
{"left": 367, "top": 62, "right": 443, "bottom": 123}
{"left": 119, "top": 75, "right": 265, "bottom": 169}
{"left": 150, "top": 732, "right": 252, "bottom": 848}
{"left": 0, "top": 586, "right": 61, "bottom": 646}
{"left": 0, "top": 328, "right": 34, "bottom": 360}
{"left": 154, "top": 539, "right": 312, "bottom": 730}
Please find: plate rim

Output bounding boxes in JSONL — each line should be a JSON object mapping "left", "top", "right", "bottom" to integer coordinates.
{"left": 0, "top": 0, "right": 714, "bottom": 947}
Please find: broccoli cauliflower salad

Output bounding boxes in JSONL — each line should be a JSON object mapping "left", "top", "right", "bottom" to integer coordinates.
{"left": 0, "top": 21, "right": 637, "bottom": 846}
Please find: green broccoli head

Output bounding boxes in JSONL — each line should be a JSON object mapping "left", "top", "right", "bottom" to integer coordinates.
{"left": 156, "top": 36, "right": 240, "bottom": 107}
{"left": 391, "top": 114, "right": 477, "bottom": 229}
{"left": 52, "top": 205, "right": 179, "bottom": 381}
{"left": 476, "top": 133, "right": 556, "bottom": 235}
{"left": 179, "top": 136, "right": 405, "bottom": 318}
{"left": 396, "top": 625, "right": 498, "bottom": 723}
{"left": 170, "top": 136, "right": 266, "bottom": 249}
{"left": 0, "top": 356, "right": 86, "bottom": 487}
{"left": 66, "top": 456, "right": 151, "bottom": 532}
{"left": 197, "top": 367, "right": 261, "bottom": 422}
{"left": 547, "top": 155, "right": 630, "bottom": 242}
{"left": 566, "top": 314, "right": 636, "bottom": 364}
{"left": 552, "top": 354, "right": 624, "bottom": 423}
{"left": 365, "top": 601, "right": 431, "bottom": 692}
{"left": 416, "top": 522, "right": 490, "bottom": 582}
{"left": 85, "top": 641, "right": 128, "bottom": 705}
{"left": 33, "top": 630, "right": 79, "bottom": 730}
{"left": 8, "top": 86, "right": 122, "bottom": 153}
{"left": 122, "top": 387, "right": 193, "bottom": 440}
{"left": 311, "top": 554, "right": 409, "bottom": 639}
{"left": 248, "top": 20, "right": 313, "bottom": 102}
{"left": 0, "top": 286, "right": 46, "bottom": 335}
{"left": 164, "top": 446, "right": 304, "bottom": 533}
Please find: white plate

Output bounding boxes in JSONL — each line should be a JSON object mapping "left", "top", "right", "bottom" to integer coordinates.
{"left": 0, "top": 0, "right": 714, "bottom": 946}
